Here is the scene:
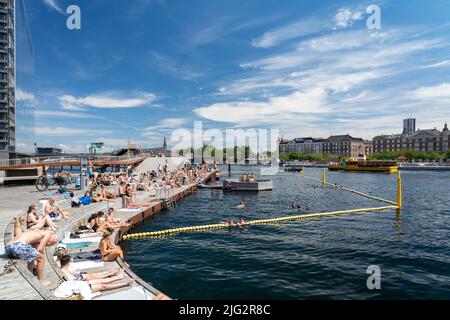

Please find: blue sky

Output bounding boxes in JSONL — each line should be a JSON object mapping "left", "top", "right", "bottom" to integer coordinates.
{"left": 17, "top": 0, "right": 450, "bottom": 152}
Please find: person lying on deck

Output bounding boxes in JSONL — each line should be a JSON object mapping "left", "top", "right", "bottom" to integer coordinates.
{"left": 59, "top": 255, "right": 133, "bottom": 293}
{"left": 99, "top": 231, "right": 124, "bottom": 262}
{"left": 44, "top": 198, "right": 69, "bottom": 220}
{"left": 27, "top": 204, "right": 58, "bottom": 231}
{"left": 5, "top": 228, "right": 58, "bottom": 285}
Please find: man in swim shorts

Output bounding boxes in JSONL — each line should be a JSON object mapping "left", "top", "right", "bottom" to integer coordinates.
{"left": 5, "top": 229, "right": 59, "bottom": 285}
{"left": 44, "top": 197, "right": 68, "bottom": 220}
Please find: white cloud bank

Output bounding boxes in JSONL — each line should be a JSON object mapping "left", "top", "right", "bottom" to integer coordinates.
{"left": 58, "top": 92, "right": 157, "bottom": 110}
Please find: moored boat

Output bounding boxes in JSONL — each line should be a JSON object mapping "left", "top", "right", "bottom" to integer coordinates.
{"left": 223, "top": 173, "right": 273, "bottom": 191}
{"left": 328, "top": 159, "right": 398, "bottom": 173}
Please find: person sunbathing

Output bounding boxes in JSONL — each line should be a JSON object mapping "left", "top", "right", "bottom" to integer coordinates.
{"left": 99, "top": 185, "right": 117, "bottom": 200}
{"left": 59, "top": 255, "right": 133, "bottom": 293}
{"left": 27, "top": 204, "right": 58, "bottom": 231}
{"left": 99, "top": 231, "right": 124, "bottom": 262}
{"left": 5, "top": 229, "right": 58, "bottom": 285}
{"left": 104, "top": 208, "right": 130, "bottom": 228}
{"left": 44, "top": 197, "right": 68, "bottom": 220}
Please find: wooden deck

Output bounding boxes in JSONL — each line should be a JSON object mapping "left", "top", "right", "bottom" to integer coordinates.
{"left": 0, "top": 170, "right": 217, "bottom": 300}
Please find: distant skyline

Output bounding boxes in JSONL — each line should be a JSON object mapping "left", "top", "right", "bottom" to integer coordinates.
{"left": 18, "top": 0, "right": 450, "bottom": 152}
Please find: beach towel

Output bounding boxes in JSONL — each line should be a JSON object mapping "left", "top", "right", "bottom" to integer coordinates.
{"left": 62, "top": 237, "right": 102, "bottom": 244}
{"left": 70, "top": 260, "right": 104, "bottom": 270}
{"left": 74, "top": 251, "right": 101, "bottom": 261}
{"left": 54, "top": 281, "right": 93, "bottom": 300}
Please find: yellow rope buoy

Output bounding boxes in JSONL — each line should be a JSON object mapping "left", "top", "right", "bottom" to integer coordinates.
{"left": 121, "top": 205, "right": 397, "bottom": 240}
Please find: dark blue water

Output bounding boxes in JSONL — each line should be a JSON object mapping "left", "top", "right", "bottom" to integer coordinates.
{"left": 122, "top": 166, "right": 450, "bottom": 299}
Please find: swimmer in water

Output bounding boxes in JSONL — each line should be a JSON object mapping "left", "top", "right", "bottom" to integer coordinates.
{"left": 237, "top": 201, "right": 246, "bottom": 209}
{"left": 291, "top": 202, "right": 302, "bottom": 210}
{"left": 221, "top": 220, "right": 238, "bottom": 227}
{"left": 238, "top": 218, "right": 246, "bottom": 228}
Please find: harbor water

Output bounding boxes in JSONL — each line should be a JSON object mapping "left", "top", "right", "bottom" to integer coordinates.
{"left": 122, "top": 166, "right": 450, "bottom": 299}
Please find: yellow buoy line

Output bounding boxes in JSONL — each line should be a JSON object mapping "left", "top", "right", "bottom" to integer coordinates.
{"left": 301, "top": 170, "right": 399, "bottom": 206}
{"left": 121, "top": 205, "right": 397, "bottom": 240}
{"left": 121, "top": 169, "right": 402, "bottom": 241}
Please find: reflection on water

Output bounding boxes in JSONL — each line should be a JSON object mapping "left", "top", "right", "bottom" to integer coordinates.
{"left": 123, "top": 166, "right": 450, "bottom": 300}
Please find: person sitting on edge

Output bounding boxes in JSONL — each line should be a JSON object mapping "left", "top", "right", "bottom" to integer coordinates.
{"left": 88, "top": 211, "right": 113, "bottom": 233}
{"left": 105, "top": 208, "right": 120, "bottom": 224}
{"left": 44, "top": 197, "right": 68, "bottom": 220}
{"left": 99, "top": 231, "right": 124, "bottom": 262}
{"left": 27, "top": 204, "right": 58, "bottom": 231}
{"left": 237, "top": 201, "right": 246, "bottom": 209}
{"left": 5, "top": 228, "right": 58, "bottom": 285}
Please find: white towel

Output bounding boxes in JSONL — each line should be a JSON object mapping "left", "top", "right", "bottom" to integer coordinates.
{"left": 54, "top": 281, "right": 93, "bottom": 300}
{"left": 62, "top": 237, "right": 102, "bottom": 244}
{"left": 70, "top": 260, "right": 104, "bottom": 270}
{"left": 117, "top": 209, "right": 142, "bottom": 212}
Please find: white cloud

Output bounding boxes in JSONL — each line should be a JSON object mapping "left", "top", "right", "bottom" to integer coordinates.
{"left": 334, "top": 7, "right": 365, "bottom": 29}
{"left": 251, "top": 17, "right": 326, "bottom": 48}
{"left": 195, "top": 88, "right": 329, "bottom": 124}
{"left": 143, "top": 118, "right": 188, "bottom": 132}
{"left": 420, "top": 60, "right": 450, "bottom": 69}
{"left": 16, "top": 88, "right": 37, "bottom": 103}
{"left": 43, "top": 0, "right": 64, "bottom": 14}
{"left": 37, "top": 127, "right": 112, "bottom": 136}
{"left": 58, "top": 92, "right": 157, "bottom": 109}
{"left": 410, "top": 83, "right": 450, "bottom": 101}
{"left": 35, "top": 110, "right": 97, "bottom": 119}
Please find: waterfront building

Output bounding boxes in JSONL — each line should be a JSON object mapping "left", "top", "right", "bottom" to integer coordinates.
{"left": 279, "top": 137, "right": 323, "bottom": 155}
{"left": 373, "top": 121, "right": 450, "bottom": 154}
{"left": 0, "top": 0, "right": 15, "bottom": 160}
{"left": 89, "top": 142, "right": 104, "bottom": 155}
{"left": 15, "top": 0, "right": 35, "bottom": 156}
{"left": 322, "top": 134, "right": 370, "bottom": 158}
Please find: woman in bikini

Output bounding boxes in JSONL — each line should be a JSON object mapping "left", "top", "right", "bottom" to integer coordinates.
{"left": 99, "top": 231, "right": 124, "bottom": 262}
{"left": 59, "top": 255, "right": 133, "bottom": 293}
{"left": 27, "top": 205, "right": 58, "bottom": 231}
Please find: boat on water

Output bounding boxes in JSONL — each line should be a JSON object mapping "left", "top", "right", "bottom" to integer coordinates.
{"left": 328, "top": 158, "right": 398, "bottom": 173}
{"left": 223, "top": 173, "right": 273, "bottom": 191}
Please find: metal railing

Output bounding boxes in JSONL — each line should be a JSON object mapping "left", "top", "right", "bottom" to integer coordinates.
{"left": 0, "top": 154, "right": 148, "bottom": 167}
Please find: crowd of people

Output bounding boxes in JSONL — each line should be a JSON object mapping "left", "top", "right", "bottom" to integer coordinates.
{"left": 4, "top": 162, "right": 215, "bottom": 292}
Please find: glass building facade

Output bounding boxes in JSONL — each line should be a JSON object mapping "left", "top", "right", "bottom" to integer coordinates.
{"left": 15, "top": 0, "right": 35, "bottom": 155}
{"left": 0, "top": 0, "right": 35, "bottom": 160}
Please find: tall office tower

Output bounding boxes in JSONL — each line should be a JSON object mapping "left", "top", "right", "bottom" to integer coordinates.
{"left": 0, "top": 0, "right": 15, "bottom": 160}
{"left": 15, "top": 0, "right": 35, "bottom": 155}
{"left": 403, "top": 118, "right": 416, "bottom": 135}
